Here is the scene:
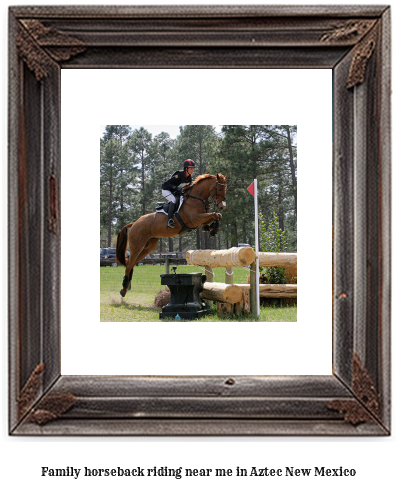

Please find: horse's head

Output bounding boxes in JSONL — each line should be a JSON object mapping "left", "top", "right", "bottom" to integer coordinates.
{"left": 211, "top": 173, "right": 228, "bottom": 211}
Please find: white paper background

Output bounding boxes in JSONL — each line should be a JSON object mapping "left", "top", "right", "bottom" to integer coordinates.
{"left": 1, "top": 1, "right": 397, "bottom": 492}
{"left": 61, "top": 68, "right": 332, "bottom": 376}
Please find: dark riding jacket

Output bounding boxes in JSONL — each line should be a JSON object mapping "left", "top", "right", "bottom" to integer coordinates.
{"left": 162, "top": 170, "right": 192, "bottom": 193}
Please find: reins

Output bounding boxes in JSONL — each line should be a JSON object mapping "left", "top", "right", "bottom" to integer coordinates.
{"left": 184, "top": 188, "right": 210, "bottom": 211}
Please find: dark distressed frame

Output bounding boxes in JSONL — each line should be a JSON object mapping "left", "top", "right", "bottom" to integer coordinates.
{"left": 8, "top": 5, "right": 391, "bottom": 436}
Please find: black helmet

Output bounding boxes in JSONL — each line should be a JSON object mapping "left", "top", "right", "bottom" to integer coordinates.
{"left": 183, "top": 159, "right": 196, "bottom": 168}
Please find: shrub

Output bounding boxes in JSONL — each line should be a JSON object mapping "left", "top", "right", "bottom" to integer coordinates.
{"left": 259, "top": 210, "right": 287, "bottom": 284}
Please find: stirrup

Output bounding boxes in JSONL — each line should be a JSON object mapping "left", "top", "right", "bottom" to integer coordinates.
{"left": 167, "top": 219, "right": 175, "bottom": 229}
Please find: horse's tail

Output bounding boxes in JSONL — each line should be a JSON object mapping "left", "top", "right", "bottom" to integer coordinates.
{"left": 116, "top": 222, "right": 133, "bottom": 266}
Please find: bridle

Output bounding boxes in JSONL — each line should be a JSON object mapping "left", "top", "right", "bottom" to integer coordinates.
{"left": 183, "top": 176, "right": 227, "bottom": 211}
{"left": 210, "top": 178, "right": 227, "bottom": 206}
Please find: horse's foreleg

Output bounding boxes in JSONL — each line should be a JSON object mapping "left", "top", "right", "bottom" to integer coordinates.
{"left": 197, "top": 212, "right": 222, "bottom": 225}
{"left": 202, "top": 219, "right": 220, "bottom": 236}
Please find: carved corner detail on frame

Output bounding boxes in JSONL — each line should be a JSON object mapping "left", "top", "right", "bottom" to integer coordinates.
{"left": 17, "top": 363, "right": 76, "bottom": 425}
{"left": 18, "top": 363, "right": 45, "bottom": 419}
{"left": 351, "top": 353, "right": 380, "bottom": 415}
{"left": 320, "top": 19, "right": 376, "bottom": 43}
{"left": 328, "top": 399, "right": 373, "bottom": 425}
{"left": 328, "top": 353, "right": 380, "bottom": 425}
{"left": 27, "top": 393, "right": 77, "bottom": 425}
{"left": 346, "top": 28, "right": 378, "bottom": 88}
{"left": 17, "top": 19, "right": 85, "bottom": 81}
{"left": 17, "top": 23, "right": 54, "bottom": 81}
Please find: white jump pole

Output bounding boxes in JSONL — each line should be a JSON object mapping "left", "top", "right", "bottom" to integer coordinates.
{"left": 254, "top": 179, "right": 260, "bottom": 317}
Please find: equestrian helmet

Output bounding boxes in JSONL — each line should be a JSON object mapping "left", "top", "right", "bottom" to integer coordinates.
{"left": 183, "top": 159, "right": 196, "bottom": 168}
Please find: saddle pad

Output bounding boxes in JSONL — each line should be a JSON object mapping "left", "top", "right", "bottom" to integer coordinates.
{"left": 155, "top": 195, "right": 183, "bottom": 215}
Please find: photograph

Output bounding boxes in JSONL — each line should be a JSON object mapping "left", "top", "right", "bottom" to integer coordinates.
{"left": 100, "top": 124, "right": 298, "bottom": 322}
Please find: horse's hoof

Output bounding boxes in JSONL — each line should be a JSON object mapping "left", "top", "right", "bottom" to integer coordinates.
{"left": 120, "top": 289, "right": 126, "bottom": 297}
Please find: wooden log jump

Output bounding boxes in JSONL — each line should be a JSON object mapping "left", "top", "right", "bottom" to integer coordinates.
{"left": 237, "top": 284, "right": 297, "bottom": 298}
{"left": 185, "top": 247, "right": 297, "bottom": 316}
{"left": 258, "top": 252, "right": 297, "bottom": 267}
{"left": 187, "top": 248, "right": 296, "bottom": 269}
{"left": 201, "top": 282, "right": 242, "bottom": 304}
{"left": 186, "top": 247, "right": 255, "bottom": 268}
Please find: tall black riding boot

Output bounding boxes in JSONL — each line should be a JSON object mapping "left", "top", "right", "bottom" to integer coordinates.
{"left": 167, "top": 202, "right": 175, "bottom": 229}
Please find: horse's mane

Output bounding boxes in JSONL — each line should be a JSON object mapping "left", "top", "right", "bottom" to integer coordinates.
{"left": 192, "top": 174, "right": 215, "bottom": 185}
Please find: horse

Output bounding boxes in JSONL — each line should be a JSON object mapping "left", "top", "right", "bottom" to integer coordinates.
{"left": 115, "top": 173, "right": 228, "bottom": 297}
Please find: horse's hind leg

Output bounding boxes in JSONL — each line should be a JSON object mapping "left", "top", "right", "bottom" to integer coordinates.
{"left": 120, "top": 236, "right": 146, "bottom": 297}
{"left": 127, "top": 238, "right": 159, "bottom": 291}
{"left": 136, "top": 238, "right": 159, "bottom": 264}
{"left": 120, "top": 238, "right": 159, "bottom": 297}
{"left": 120, "top": 256, "right": 136, "bottom": 297}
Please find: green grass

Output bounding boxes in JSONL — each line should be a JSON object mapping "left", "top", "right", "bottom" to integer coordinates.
{"left": 100, "top": 264, "right": 297, "bottom": 323}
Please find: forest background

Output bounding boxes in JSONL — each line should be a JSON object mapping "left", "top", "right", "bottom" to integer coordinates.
{"left": 100, "top": 124, "right": 297, "bottom": 254}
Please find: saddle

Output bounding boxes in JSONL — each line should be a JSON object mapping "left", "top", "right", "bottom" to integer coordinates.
{"left": 155, "top": 202, "right": 170, "bottom": 213}
{"left": 155, "top": 195, "right": 183, "bottom": 215}
{"left": 155, "top": 197, "right": 191, "bottom": 236}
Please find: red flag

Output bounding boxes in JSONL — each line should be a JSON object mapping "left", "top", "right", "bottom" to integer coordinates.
{"left": 247, "top": 181, "right": 255, "bottom": 197}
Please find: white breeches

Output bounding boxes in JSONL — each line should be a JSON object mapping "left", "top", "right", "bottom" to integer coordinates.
{"left": 162, "top": 190, "right": 176, "bottom": 204}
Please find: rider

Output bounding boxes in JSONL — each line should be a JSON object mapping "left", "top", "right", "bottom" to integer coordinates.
{"left": 162, "top": 159, "right": 195, "bottom": 229}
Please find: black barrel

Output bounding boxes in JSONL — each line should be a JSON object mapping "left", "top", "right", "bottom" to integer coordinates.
{"left": 159, "top": 272, "right": 212, "bottom": 320}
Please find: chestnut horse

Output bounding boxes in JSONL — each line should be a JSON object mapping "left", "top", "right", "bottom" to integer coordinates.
{"left": 116, "top": 173, "right": 228, "bottom": 297}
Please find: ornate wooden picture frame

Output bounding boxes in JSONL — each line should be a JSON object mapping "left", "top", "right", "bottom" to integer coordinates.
{"left": 8, "top": 5, "right": 391, "bottom": 435}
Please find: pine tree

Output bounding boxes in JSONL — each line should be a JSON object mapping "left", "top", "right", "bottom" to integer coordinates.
{"left": 99, "top": 124, "right": 297, "bottom": 253}
{"left": 128, "top": 127, "right": 157, "bottom": 216}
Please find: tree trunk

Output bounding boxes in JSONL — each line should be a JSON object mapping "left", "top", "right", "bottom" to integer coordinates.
{"left": 196, "top": 228, "right": 201, "bottom": 249}
{"left": 233, "top": 221, "right": 238, "bottom": 247}
{"left": 199, "top": 136, "right": 203, "bottom": 174}
{"left": 204, "top": 231, "right": 210, "bottom": 249}
{"left": 141, "top": 149, "right": 145, "bottom": 216}
{"left": 107, "top": 161, "right": 113, "bottom": 246}
{"left": 286, "top": 126, "right": 297, "bottom": 218}
{"left": 278, "top": 183, "right": 285, "bottom": 239}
